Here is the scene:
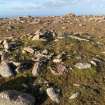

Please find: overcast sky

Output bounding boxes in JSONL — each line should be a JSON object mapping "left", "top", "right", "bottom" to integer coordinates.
{"left": 0, "top": 0, "right": 105, "bottom": 17}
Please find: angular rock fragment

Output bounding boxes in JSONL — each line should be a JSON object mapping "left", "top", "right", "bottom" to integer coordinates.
{"left": 32, "top": 57, "right": 48, "bottom": 77}
{"left": 46, "top": 87, "right": 60, "bottom": 103}
{"left": 3, "top": 40, "right": 9, "bottom": 52}
{"left": 22, "top": 47, "right": 34, "bottom": 54}
{"left": 69, "top": 35, "right": 89, "bottom": 41}
{"left": 69, "top": 92, "right": 80, "bottom": 100}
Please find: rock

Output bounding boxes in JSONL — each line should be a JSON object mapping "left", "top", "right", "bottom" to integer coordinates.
{"left": 69, "top": 35, "right": 89, "bottom": 42}
{"left": 42, "top": 49, "right": 49, "bottom": 55}
{"left": 32, "top": 57, "right": 48, "bottom": 77}
{"left": 75, "top": 63, "right": 91, "bottom": 69}
{"left": 32, "top": 61, "right": 41, "bottom": 77}
{"left": 46, "top": 87, "right": 60, "bottom": 103}
{"left": 50, "top": 63, "right": 67, "bottom": 76}
{"left": 0, "top": 90, "right": 35, "bottom": 105}
{"left": 69, "top": 92, "right": 80, "bottom": 99}
{"left": 32, "top": 29, "right": 55, "bottom": 41}
{"left": 53, "top": 52, "right": 67, "bottom": 63}
{"left": 0, "top": 61, "right": 15, "bottom": 78}
{"left": 3, "top": 40, "right": 9, "bottom": 52}
{"left": 53, "top": 58, "right": 62, "bottom": 63}
{"left": 22, "top": 47, "right": 34, "bottom": 54}
{"left": 90, "top": 60, "right": 97, "bottom": 66}
{"left": 73, "top": 83, "right": 80, "bottom": 87}
{"left": 101, "top": 51, "right": 105, "bottom": 54}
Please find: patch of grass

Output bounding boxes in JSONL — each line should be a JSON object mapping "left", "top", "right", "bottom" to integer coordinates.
{"left": 71, "top": 67, "right": 97, "bottom": 81}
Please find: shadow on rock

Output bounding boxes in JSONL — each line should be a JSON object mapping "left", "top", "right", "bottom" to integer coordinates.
{"left": 0, "top": 76, "right": 48, "bottom": 105}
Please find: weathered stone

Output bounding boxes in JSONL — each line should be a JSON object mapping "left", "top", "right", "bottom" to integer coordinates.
{"left": 22, "top": 47, "right": 34, "bottom": 54}
{"left": 3, "top": 40, "right": 9, "bottom": 52}
{"left": 32, "top": 57, "right": 48, "bottom": 77}
{"left": 53, "top": 58, "right": 62, "bottom": 63}
{"left": 0, "top": 90, "right": 35, "bottom": 105}
{"left": 46, "top": 87, "right": 60, "bottom": 103}
{"left": 69, "top": 92, "right": 80, "bottom": 100}
{"left": 0, "top": 61, "right": 14, "bottom": 78}
{"left": 75, "top": 63, "right": 91, "bottom": 69}
{"left": 69, "top": 35, "right": 89, "bottom": 41}
{"left": 53, "top": 52, "right": 67, "bottom": 63}
{"left": 32, "top": 62, "right": 41, "bottom": 77}
{"left": 42, "top": 49, "right": 48, "bottom": 55}
{"left": 32, "top": 29, "right": 55, "bottom": 41}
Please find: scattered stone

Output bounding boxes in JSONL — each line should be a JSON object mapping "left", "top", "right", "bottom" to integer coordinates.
{"left": 101, "top": 52, "right": 105, "bottom": 54}
{"left": 32, "top": 57, "right": 48, "bottom": 77}
{"left": 73, "top": 83, "right": 80, "bottom": 87}
{"left": 0, "top": 59, "right": 15, "bottom": 78}
{"left": 53, "top": 58, "right": 62, "bottom": 63}
{"left": 69, "top": 92, "right": 80, "bottom": 100}
{"left": 75, "top": 62, "right": 91, "bottom": 69}
{"left": 90, "top": 60, "right": 97, "bottom": 66}
{"left": 32, "top": 29, "right": 56, "bottom": 41}
{"left": 3, "top": 40, "right": 9, "bottom": 52}
{"left": 0, "top": 90, "right": 35, "bottom": 105}
{"left": 42, "top": 49, "right": 49, "bottom": 55}
{"left": 53, "top": 52, "right": 67, "bottom": 63}
{"left": 46, "top": 87, "right": 60, "bottom": 103}
{"left": 32, "top": 61, "right": 41, "bottom": 77}
{"left": 22, "top": 47, "right": 34, "bottom": 54}
{"left": 69, "top": 35, "right": 89, "bottom": 41}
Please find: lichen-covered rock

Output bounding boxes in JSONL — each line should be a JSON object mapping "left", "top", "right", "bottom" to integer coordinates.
{"left": 0, "top": 90, "right": 35, "bottom": 105}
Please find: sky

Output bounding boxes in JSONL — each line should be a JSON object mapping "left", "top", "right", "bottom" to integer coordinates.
{"left": 0, "top": 0, "right": 105, "bottom": 17}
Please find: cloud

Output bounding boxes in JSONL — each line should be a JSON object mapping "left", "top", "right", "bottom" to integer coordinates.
{"left": 0, "top": 0, "right": 81, "bottom": 10}
{"left": 1, "top": 0, "right": 105, "bottom": 13}
{"left": 43, "top": 0, "right": 81, "bottom": 8}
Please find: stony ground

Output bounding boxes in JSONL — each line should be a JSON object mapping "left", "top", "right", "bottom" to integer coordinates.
{"left": 0, "top": 14, "right": 105, "bottom": 105}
